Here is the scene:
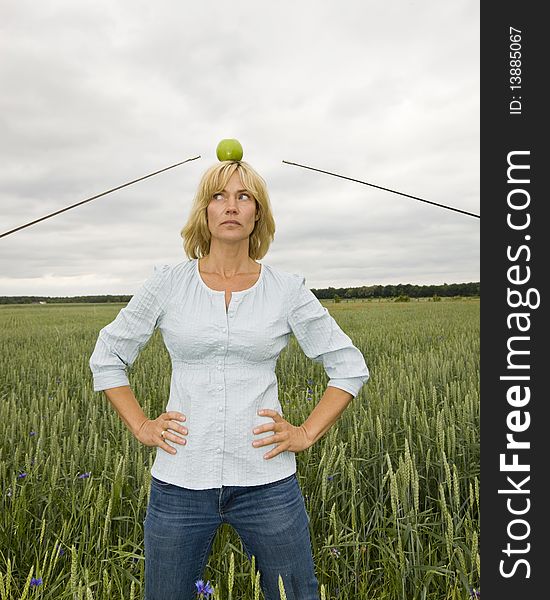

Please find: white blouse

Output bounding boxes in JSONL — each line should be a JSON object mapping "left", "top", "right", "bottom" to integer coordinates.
{"left": 89, "top": 258, "right": 369, "bottom": 489}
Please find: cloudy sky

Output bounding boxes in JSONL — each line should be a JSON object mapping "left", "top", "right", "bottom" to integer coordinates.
{"left": 1, "top": 0, "right": 479, "bottom": 297}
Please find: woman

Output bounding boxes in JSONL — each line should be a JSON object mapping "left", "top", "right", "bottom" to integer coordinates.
{"left": 89, "top": 159, "right": 369, "bottom": 600}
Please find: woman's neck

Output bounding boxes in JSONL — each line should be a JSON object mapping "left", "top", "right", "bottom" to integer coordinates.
{"left": 200, "top": 243, "right": 257, "bottom": 277}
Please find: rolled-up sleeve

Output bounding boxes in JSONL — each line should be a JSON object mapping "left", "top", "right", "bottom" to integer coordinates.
{"left": 89, "top": 264, "right": 172, "bottom": 392}
{"left": 287, "top": 274, "right": 369, "bottom": 398}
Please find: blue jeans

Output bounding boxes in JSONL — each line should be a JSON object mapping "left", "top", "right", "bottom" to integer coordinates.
{"left": 143, "top": 472, "right": 320, "bottom": 600}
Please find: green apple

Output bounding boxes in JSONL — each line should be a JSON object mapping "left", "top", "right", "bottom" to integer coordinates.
{"left": 216, "top": 139, "right": 243, "bottom": 161}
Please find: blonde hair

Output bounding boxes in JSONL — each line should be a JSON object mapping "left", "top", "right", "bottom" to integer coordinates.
{"left": 180, "top": 161, "right": 276, "bottom": 260}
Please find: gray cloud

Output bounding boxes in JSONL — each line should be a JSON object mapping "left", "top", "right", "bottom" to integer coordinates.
{"left": 0, "top": 0, "right": 479, "bottom": 295}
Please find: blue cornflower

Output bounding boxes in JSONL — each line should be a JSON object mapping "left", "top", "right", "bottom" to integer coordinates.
{"left": 469, "top": 588, "right": 480, "bottom": 598}
{"left": 78, "top": 472, "right": 91, "bottom": 479}
{"left": 30, "top": 577, "right": 42, "bottom": 587}
{"left": 55, "top": 544, "right": 65, "bottom": 556}
{"left": 30, "top": 431, "right": 37, "bottom": 437}
{"left": 327, "top": 475, "right": 335, "bottom": 481}
{"left": 330, "top": 547, "right": 341, "bottom": 558}
{"left": 18, "top": 472, "right": 27, "bottom": 479}
{"left": 195, "top": 579, "right": 214, "bottom": 597}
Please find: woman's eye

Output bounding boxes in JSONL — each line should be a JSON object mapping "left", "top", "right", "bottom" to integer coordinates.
{"left": 212, "top": 192, "right": 251, "bottom": 200}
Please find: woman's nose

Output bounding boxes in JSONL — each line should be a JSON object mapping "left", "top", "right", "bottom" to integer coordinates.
{"left": 225, "top": 195, "right": 239, "bottom": 209}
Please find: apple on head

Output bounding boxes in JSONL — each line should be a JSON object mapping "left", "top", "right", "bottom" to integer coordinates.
{"left": 216, "top": 139, "right": 243, "bottom": 161}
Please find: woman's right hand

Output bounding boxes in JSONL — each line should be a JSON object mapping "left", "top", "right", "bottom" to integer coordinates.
{"left": 136, "top": 412, "right": 188, "bottom": 455}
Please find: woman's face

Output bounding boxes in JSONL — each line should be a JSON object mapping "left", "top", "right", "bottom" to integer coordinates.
{"left": 206, "top": 171, "right": 259, "bottom": 243}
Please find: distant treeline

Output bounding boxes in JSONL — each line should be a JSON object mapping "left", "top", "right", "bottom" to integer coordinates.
{"left": 1, "top": 282, "right": 479, "bottom": 305}
{"left": 0, "top": 295, "right": 136, "bottom": 305}
{"left": 312, "top": 281, "right": 480, "bottom": 300}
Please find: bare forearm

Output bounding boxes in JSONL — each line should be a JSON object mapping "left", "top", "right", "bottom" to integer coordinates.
{"left": 103, "top": 385, "right": 148, "bottom": 437}
{"left": 300, "top": 385, "right": 354, "bottom": 447}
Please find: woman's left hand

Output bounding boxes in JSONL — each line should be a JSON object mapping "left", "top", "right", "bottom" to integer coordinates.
{"left": 252, "top": 409, "right": 313, "bottom": 460}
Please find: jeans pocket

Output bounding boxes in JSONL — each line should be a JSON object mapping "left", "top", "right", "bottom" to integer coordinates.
{"left": 259, "top": 472, "right": 296, "bottom": 490}
{"left": 278, "top": 473, "right": 296, "bottom": 485}
{"left": 151, "top": 476, "right": 173, "bottom": 488}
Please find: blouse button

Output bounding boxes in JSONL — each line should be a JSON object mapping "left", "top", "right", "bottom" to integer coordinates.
{"left": 218, "top": 406, "right": 223, "bottom": 412}
{"left": 216, "top": 448, "right": 222, "bottom": 454}
{"left": 218, "top": 385, "right": 223, "bottom": 391}
{"left": 222, "top": 328, "right": 227, "bottom": 333}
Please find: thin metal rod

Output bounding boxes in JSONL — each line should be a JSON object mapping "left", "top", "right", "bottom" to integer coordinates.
{"left": 0, "top": 155, "right": 201, "bottom": 239}
{"left": 282, "top": 160, "right": 480, "bottom": 219}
